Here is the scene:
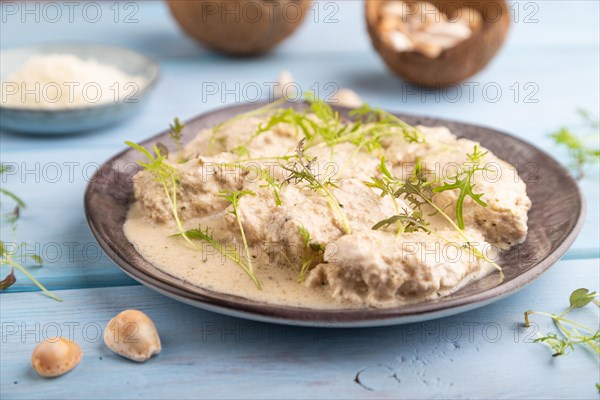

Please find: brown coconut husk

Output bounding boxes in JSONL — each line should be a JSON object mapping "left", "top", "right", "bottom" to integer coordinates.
{"left": 366, "top": 0, "right": 511, "bottom": 87}
{"left": 168, "top": 0, "right": 312, "bottom": 56}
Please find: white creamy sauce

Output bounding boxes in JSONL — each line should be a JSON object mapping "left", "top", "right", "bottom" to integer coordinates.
{"left": 123, "top": 109, "right": 531, "bottom": 309}
{"left": 124, "top": 203, "right": 353, "bottom": 309}
{"left": 124, "top": 203, "right": 494, "bottom": 309}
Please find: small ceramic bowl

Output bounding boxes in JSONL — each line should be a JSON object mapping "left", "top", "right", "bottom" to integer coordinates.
{"left": 0, "top": 43, "right": 158, "bottom": 134}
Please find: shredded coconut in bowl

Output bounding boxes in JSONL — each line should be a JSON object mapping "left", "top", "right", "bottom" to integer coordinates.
{"left": 0, "top": 54, "right": 147, "bottom": 110}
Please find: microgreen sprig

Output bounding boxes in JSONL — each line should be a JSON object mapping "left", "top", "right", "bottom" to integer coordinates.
{"left": 369, "top": 158, "right": 501, "bottom": 271}
{"left": 297, "top": 225, "right": 325, "bottom": 283}
{"left": 365, "top": 157, "right": 407, "bottom": 236}
{"left": 433, "top": 147, "right": 488, "bottom": 230}
{"left": 550, "top": 109, "right": 600, "bottom": 180}
{"left": 181, "top": 226, "right": 260, "bottom": 289}
{"left": 372, "top": 211, "right": 430, "bottom": 233}
{"left": 126, "top": 141, "right": 195, "bottom": 248}
{"left": 0, "top": 242, "right": 60, "bottom": 301}
{"left": 0, "top": 165, "right": 26, "bottom": 210}
{"left": 219, "top": 189, "right": 260, "bottom": 288}
{"left": 209, "top": 99, "right": 287, "bottom": 156}
{"left": 259, "top": 170, "right": 283, "bottom": 206}
{"left": 169, "top": 117, "right": 186, "bottom": 163}
{"left": 350, "top": 103, "right": 426, "bottom": 145}
{"left": 524, "top": 288, "right": 600, "bottom": 357}
{"left": 0, "top": 165, "right": 60, "bottom": 301}
{"left": 282, "top": 139, "right": 352, "bottom": 234}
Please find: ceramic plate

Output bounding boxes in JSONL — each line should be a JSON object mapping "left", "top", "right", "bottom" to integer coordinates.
{"left": 84, "top": 102, "right": 584, "bottom": 327}
{"left": 0, "top": 43, "right": 158, "bottom": 134}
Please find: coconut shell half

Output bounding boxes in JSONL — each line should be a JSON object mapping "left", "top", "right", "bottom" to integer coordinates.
{"left": 168, "top": 0, "right": 312, "bottom": 56}
{"left": 366, "top": 0, "right": 511, "bottom": 87}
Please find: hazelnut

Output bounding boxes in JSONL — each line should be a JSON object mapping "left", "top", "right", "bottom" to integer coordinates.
{"left": 447, "top": 7, "right": 483, "bottom": 31}
{"left": 328, "top": 89, "right": 363, "bottom": 109}
{"left": 384, "top": 31, "right": 414, "bottom": 52}
{"left": 103, "top": 310, "right": 161, "bottom": 362}
{"left": 274, "top": 70, "right": 296, "bottom": 99}
{"left": 425, "top": 20, "right": 472, "bottom": 40}
{"left": 31, "top": 337, "right": 82, "bottom": 378}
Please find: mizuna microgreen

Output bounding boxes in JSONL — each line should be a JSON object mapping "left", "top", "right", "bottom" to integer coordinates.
{"left": 125, "top": 141, "right": 195, "bottom": 248}
{"left": 0, "top": 242, "right": 60, "bottom": 301}
{"left": 349, "top": 103, "right": 426, "bottom": 145}
{"left": 297, "top": 225, "right": 325, "bottom": 283}
{"left": 549, "top": 109, "right": 600, "bottom": 180}
{"left": 181, "top": 226, "right": 261, "bottom": 289}
{"left": 524, "top": 288, "right": 599, "bottom": 357}
{"left": 370, "top": 158, "right": 501, "bottom": 272}
{"left": 0, "top": 165, "right": 60, "bottom": 301}
{"left": 259, "top": 169, "right": 283, "bottom": 206}
{"left": 208, "top": 99, "right": 287, "bottom": 156}
{"left": 282, "top": 139, "right": 352, "bottom": 234}
{"left": 169, "top": 117, "right": 186, "bottom": 163}
{"left": 432, "top": 145, "right": 489, "bottom": 229}
{"left": 219, "top": 189, "right": 260, "bottom": 288}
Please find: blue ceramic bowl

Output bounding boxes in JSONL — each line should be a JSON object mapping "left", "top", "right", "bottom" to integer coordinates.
{"left": 0, "top": 43, "right": 158, "bottom": 134}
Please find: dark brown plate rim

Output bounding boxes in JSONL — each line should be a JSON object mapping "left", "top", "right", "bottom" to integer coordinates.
{"left": 84, "top": 101, "right": 585, "bottom": 327}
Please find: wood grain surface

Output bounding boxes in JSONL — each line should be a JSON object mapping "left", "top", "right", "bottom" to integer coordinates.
{"left": 1, "top": 1, "right": 598, "bottom": 399}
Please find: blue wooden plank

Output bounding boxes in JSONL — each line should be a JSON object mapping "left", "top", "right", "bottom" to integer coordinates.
{"left": 0, "top": 147, "right": 139, "bottom": 291}
{"left": 0, "top": 1, "right": 598, "bottom": 399}
{"left": 1, "top": 258, "right": 598, "bottom": 399}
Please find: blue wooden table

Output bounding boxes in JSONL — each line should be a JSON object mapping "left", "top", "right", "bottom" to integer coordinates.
{"left": 1, "top": 1, "right": 599, "bottom": 399}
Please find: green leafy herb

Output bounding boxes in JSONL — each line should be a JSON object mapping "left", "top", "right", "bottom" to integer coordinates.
{"left": 0, "top": 165, "right": 26, "bottom": 209}
{"left": 219, "top": 189, "right": 260, "bottom": 288}
{"left": 433, "top": 164, "right": 487, "bottom": 230}
{"left": 371, "top": 211, "right": 430, "bottom": 233}
{"left": 0, "top": 188, "right": 26, "bottom": 209}
{"left": 350, "top": 103, "right": 426, "bottom": 144}
{"left": 126, "top": 141, "right": 195, "bottom": 248}
{"left": 365, "top": 157, "right": 413, "bottom": 236}
{"left": 256, "top": 107, "right": 317, "bottom": 142}
{"left": 524, "top": 288, "right": 599, "bottom": 357}
{"left": 550, "top": 110, "right": 600, "bottom": 180}
{"left": 0, "top": 166, "right": 59, "bottom": 300}
{"left": 297, "top": 225, "right": 325, "bottom": 283}
{"left": 466, "top": 145, "right": 489, "bottom": 163}
{"left": 260, "top": 170, "right": 283, "bottom": 206}
{"left": 169, "top": 117, "right": 186, "bottom": 163}
{"left": 181, "top": 226, "right": 260, "bottom": 289}
{"left": 0, "top": 268, "right": 16, "bottom": 289}
{"left": 0, "top": 241, "right": 60, "bottom": 301}
{"left": 251, "top": 94, "right": 424, "bottom": 158}
{"left": 231, "top": 145, "right": 251, "bottom": 159}
{"left": 209, "top": 99, "right": 286, "bottom": 155}
{"left": 370, "top": 158, "right": 501, "bottom": 271}
{"left": 282, "top": 139, "right": 351, "bottom": 234}
{"left": 577, "top": 108, "right": 600, "bottom": 129}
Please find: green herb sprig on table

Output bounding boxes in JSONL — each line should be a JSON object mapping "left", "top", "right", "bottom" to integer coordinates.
{"left": 550, "top": 109, "right": 600, "bottom": 180}
{"left": 0, "top": 165, "right": 61, "bottom": 301}
{"left": 524, "top": 288, "right": 600, "bottom": 357}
